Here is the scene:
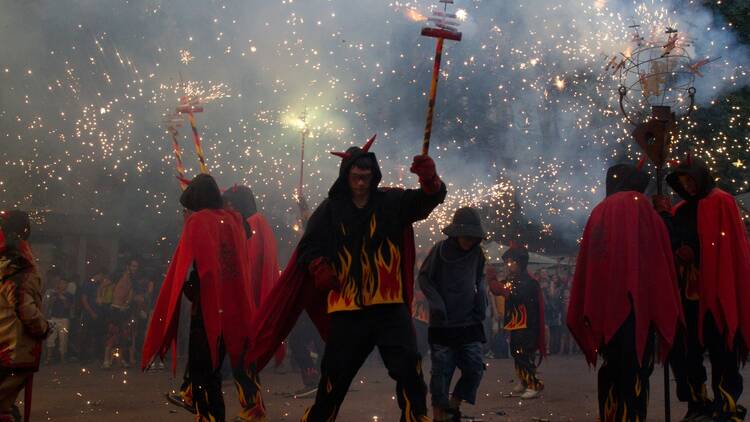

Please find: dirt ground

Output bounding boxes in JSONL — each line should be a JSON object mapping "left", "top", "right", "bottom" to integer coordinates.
{"left": 27, "top": 355, "right": 747, "bottom": 421}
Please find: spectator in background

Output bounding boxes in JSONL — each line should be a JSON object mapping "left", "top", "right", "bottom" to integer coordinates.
{"left": 131, "top": 272, "right": 154, "bottom": 365}
{"left": 78, "top": 268, "right": 107, "bottom": 363}
{"left": 103, "top": 259, "right": 137, "bottom": 369}
{"left": 44, "top": 276, "right": 74, "bottom": 364}
{"left": 545, "top": 276, "right": 564, "bottom": 355}
{"left": 487, "top": 264, "right": 509, "bottom": 359}
{"left": 0, "top": 210, "right": 51, "bottom": 421}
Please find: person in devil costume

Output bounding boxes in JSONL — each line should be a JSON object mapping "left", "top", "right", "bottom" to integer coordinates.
{"left": 0, "top": 210, "right": 51, "bottom": 422}
{"left": 567, "top": 164, "right": 683, "bottom": 422}
{"left": 653, "top": 157, "right": 750, "bottom": 422}
{"left": 488, "top": 243, "right": 545, "bottom": 399}
{"left": 142, "top": 174, "right": 267, "bottom": 422}
{"left": 245, "top": 135, "right": 446, "bottom": 422}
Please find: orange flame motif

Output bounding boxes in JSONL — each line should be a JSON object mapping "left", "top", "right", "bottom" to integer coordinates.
{"left": 328, "top": 246, "right": 356, "bottom": 309}
{"left": 327, "top": 213, "right": 405, "bottom": 312}
{"left": 375, "top": 239, "right": 402, "bottom": 301}
{"left": 503, "top": 304, "right": 528, "bottom": 330}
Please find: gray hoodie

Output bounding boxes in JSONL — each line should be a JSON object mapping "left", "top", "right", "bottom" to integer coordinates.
{"left": 417, "top": 238, "right": 487, "bottom": 329}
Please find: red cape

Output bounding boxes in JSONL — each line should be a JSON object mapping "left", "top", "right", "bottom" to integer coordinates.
{"left": 141, "top": 209, "right": 255, "bottom": 372}
{"left": 247, "top": 227, "right": 416, "bottom": 371}
{"left": 685, "top": 189, "right": 750, "bottom": 351}
{"left": 567, "top": 191, "right": 682, "bottom": 366}
{"left": 247, "top": 214, "right": 280, "bottom": 306}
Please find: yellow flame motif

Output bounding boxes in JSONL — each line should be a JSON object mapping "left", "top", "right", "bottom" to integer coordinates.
{"left": 374, "top": 239, "right": 403, "bottom": 301}
{"left": 504, "top": 304, "right": 528, "bottom": 330}
{"left": 634, "top": 375, "right": 642, "bottom": 398}
{"left": 327, "top": 214, "right": 405, "bottom": 312}
{"left": 603, "top": 386, "right": 617, "bottom": 422}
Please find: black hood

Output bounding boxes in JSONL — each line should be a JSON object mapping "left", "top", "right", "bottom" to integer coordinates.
{"left": 222, "top": 185, "right": 257, "bottom": 219}
{"left": 180, "top": 174, "right": 223, "bottom": 212}
{"left": 328, "top": 146, "right": 382, "bottom": 199}
{"left": 502, "top": 244, "right": 529, "bottom": 271}
{"left": 665, "top": 158, "right": 715, "bottom": 201}
{"left": 605, "top": 164, "right": 651, "bottom": 196}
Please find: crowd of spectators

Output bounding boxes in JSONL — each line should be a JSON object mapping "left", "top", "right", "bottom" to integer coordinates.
{"left": 42, "top": 258, "right": 159, "bottom": 369}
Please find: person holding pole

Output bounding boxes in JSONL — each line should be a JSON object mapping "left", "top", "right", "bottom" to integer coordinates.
{"left": 567, "top": 163, "right": 683, "bottom": 421}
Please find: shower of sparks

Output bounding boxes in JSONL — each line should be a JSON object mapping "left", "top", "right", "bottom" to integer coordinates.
{"left": 0, "top": 0, "right": 748, "bottom": 258}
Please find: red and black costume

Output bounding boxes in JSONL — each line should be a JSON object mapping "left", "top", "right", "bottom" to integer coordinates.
{"left": 142, "top": 175, "right": 265, "bottom": 422}
{"left": 246, "top": 136, "right": 446, "bottom": 421}
{"left": 567, "top": 164, "right": 682, "bottom": 422}
{"left": 489, "top": 245, "right": 546, "bottom": 394}
{"left": 657, "top": 159, "right": 750, "bottom": 421}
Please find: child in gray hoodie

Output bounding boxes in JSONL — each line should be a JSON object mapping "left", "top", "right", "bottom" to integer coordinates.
{"left": 418, "top": 207, "right": 487, "bottom": 422}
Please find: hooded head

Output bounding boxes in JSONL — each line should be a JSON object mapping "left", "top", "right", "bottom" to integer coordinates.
{"left": 180, "top": 174, "right": 223, "bottom": 212}
{"left": 605, "top": 164, "right": 651, "bottom": 196}
{"left": 502, "top": 242, "right": 529, "bottom": 273}
{"left": 442, "top": 207, "right": 486, "bottom": 239}
{"left": 665, "top": 157, "right": 715, "bottom": 201}
{"left": 222, "top": 185, "right": 257, "bottom": 219}
{"left": 328, "top": 134, "right": 382, "bottom": 199}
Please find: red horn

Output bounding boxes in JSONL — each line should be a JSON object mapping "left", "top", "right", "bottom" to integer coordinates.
{"left": 361, "top": 134, "right": 377, "bottom": 152}
{"left": 636, "top": 155, "right": 647, "bottom": 170}
{"left": 330, "top": 151, "right": 352, "bottom": 159}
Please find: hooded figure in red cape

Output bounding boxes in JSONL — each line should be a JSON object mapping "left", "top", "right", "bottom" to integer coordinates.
{"left": 141, "top": 174, "right": 267, "bottom": 422}
{"left": 652, "top": 157, "right": 750, "bottom": 422}
{"left": 567, "top": 163, "right": 682, "bottom": 422}
{"left": 222, "top": 185, "right": 280, "bottom": 307}
{"left": 488, "top": 243, "right": 546, "bottom": 399}
{"left": 246, "top": 135, "right": 446, "bottom": 422}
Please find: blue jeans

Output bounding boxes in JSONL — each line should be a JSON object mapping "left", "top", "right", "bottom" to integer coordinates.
{"left": 429, "top": 342, "right": 485, "bottom": 408}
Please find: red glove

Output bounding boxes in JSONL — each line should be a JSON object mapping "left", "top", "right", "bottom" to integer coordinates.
{"left": 652, "top": 195, "right": 672, "bottom": 214}
{"left": 676, "top": 245, "right": 695, "bottom": 263}
{"left": 308, "top": 257, "right": 339, "bottom": 291}
{"left": 410, "top": 155, "right": 442, "bottom": 195}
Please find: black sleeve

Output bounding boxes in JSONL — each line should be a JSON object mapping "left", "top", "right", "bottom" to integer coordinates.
{"left": 297, "top": 199, "right": 333, "bottom": 268}
{"left": 389, "top": 182, "right": 447, "bottom": 225}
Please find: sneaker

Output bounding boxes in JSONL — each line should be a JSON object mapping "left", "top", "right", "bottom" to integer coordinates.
{"left": 520, "top": 388, "right": 541, "bottom": 399}
{"left": 511, "top": 383, "right": 526, "bottom": 394}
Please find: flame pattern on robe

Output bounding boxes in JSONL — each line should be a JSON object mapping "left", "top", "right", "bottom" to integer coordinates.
{"left": 504, "top": 304, "right": 528, "bottom": 330}
{"left": 327, "top": 214, "right": 405, "bottom": 312}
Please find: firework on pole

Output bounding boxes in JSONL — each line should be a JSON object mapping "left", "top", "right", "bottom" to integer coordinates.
{"left": 419, "top": 0, "right": 462, "bottom": 155}
{"left": 176, "top": 95, "right": 208, "bottom": 175}
{"left": 162, "top": 112, "right": 188, "bottom": 190}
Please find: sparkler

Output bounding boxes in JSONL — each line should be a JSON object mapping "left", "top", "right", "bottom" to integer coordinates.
{"left": 419, "top": 0, "right": 462, "bottom": 155}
